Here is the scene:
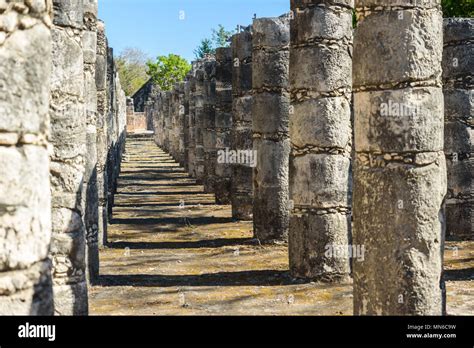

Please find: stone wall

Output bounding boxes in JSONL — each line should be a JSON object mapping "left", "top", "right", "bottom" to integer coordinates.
{"left": 127, "top": 111, "right": 147, "bottom": 133}
{"left": 0, "top": 0, "right": 127, "bottom": 315}
{"left": 132, "top": 78, "right": 155, "bottom": 113}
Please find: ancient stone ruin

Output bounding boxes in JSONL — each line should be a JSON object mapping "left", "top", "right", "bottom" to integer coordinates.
{"left": 289, "top": 0, "right": 353, "bottom": 282}
{"left": 0, "top": 0, "right": 472, "bottom": 317}
{"left": 0, "top": 0, "right": 126, "bottom": 315}
{"left": 352, "top": 0, "right": 446, "bottom": 315}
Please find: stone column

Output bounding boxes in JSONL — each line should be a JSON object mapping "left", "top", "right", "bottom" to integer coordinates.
{"left": 195, "top": 66, "right": 207, "bottom": 182}
{"left": 178, "top": 82, "right": 186, "bottom": 167}
{"left": 106, "top": 46, "right": 116, "bottom": 221}
{"left": 155, "top": 92, "right": 163, "bottom": 147}
{"left": 82, "top": 0, "right": 99, "bottom": 283}
{"left": 443, "top": 18, "right": 474, "bottom": 241}
{"left": 203, "top": 60, "right": 217, "bottom": 193}
{"left": 183, "top": 82, "right": 191, "bottom": 171}
{"left": 50, "top": 0, "right": 88, "bottom": 315}
{"left": 95, "top": 20, "right": 108, "bottom": 248}
{"left": 215, "top": 48, "right": 233, "bottom": 204}
{"left": 165, "top": 91, "right": 173, "bottom": 154}
{"left": 0, "top": 0, "right": 54, "bottom": 315}
{"left": 231, "top": 27, "right": 253, "bottom": 220}
{"left": 115, "top": 75, "right": 127, "bottom": 169}
{"left": 188, "top": 79, "right": 197, "bottom": 176}
{"left": 252, "top": 17, "right": 290, "bottom": 242}
{"left": 169, "top": 86, "right": 178, "bottom": 160}
{"left": 353, "top": 0, "right": 446, "bottom": 315}
{"left": 289, "top": 0, "right": 353, "bottom": 281}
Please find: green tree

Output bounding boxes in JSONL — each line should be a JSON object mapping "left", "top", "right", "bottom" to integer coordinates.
{"left": 442, "top": 0, "right": 474, "bottom": 17}
{"left": 211, "top": 24, "right": 235, "bottom": 48}
{"left": 146, "top": 54, "right": 191, "bottom": 91}
{"left": 193, "top": 25, "right": 236, "bottom": 59}
{"left": 194, "top": 38, "right": 214, "bottom": 60}
{"left": 116, "top": 47, "right": 149, "bottom": 96}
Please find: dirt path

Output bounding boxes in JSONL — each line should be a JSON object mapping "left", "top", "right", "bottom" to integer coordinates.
{"left": 89, "top": 134, "right": 474, "bottom": 315}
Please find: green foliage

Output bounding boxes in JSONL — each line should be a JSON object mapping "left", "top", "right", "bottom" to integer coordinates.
{"left": 352, "top": 2, "right": 473, "bottom": 28}
{"left": 146, "top": 54, "right": 191, "bottom": 91}
{"left": 211, "top": 24, "right": 234, "bottom": 48}
{"left": 194, "top": 38, "right": 214, "bottom": 60}
{"left": 193, "top": 24, "right": 236, "bottom": 59}
{"left": 442, "top": 0, "right": 474, "bottom": 18}
{"left": 116, "top": 47, "right": 150, "bottom": 96}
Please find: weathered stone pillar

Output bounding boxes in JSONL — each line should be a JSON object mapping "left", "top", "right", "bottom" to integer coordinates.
{"left": 0, "top": 0, "right": 54, "bottom": 315}
{"left": 215, "top": 48, "right": 233, "bottom": 204}
{"left": 106, "top": 46, "right": 116, "bottom": 221}
{"left": 203, "top": 60, "right": 217, "bottom": 193}
{"left": 95, "top": 20, "right": 108, "bottom": 248}
{"left": 115, "top": 75, "right": 127, "bottom": 169}
{"left": 169, "top": 86, "right": 178, "bottom": 160}
{"left": 183, "top": 82, "right": 191, "bottom": 171}
{"left": 289, "top": 1, "right": 353, "bottom": 281}
{"left": 82, "top": 0, "right": 99, "bottom": 283}
{"left": 252, "top": 17, "right": 290, "bottom": 242}
{"left": 353, "top": 0, "right": 446, "bottom": 315}
{"left": 188, "top": 78, "right": 197, "bottom": 176}
{"left": 178, "top": 82, "right": 186, "bottom": 167}
{"left": 164, "top": 91, "right": 173, "bottom": 155}
{"left": 195, "top": 66, "right": 207, "bottom": 182}
{"left": 443, "top": 18, "right": 474, "bottom": 241}
{"left": 153, "top": 93, "right": 163, "bottom": 147}
{"left": 231, "top": 27, "right": 253, "bottom": 220}
{"left": 50, "top": 0, "right": 88, "bottom": 315}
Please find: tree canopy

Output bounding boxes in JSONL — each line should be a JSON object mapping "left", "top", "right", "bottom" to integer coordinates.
{"left": 442, "top": 0, "right": 474, "bottom": 17}
{"left": 146, "top": 54, "right": 192, "bottom": 91}
{"left": 116, "top": 47, "right": 150, "bottom": 96}
{"left": 193, "top": 38, "right": 214, "bottom": 60}
{"left": 193, "top": 24, "right": 236, "bottom": 59}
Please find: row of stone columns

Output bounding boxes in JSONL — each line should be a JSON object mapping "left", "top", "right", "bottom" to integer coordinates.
{"left": 143, "top": 0, "right": 470, "bottom": 316}
{"left": 0, "top": 0, "right": 127, "bottom": 315}
{"left": 0, "top": 0, "right": 54, "bottom": 315}
{"left": 443, "top": 18, "right": 474, "bottom": 241}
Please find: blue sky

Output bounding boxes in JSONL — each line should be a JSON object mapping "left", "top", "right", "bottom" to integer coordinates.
{"left": 98, "top": 0, "right": 289, "bottom": 63}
